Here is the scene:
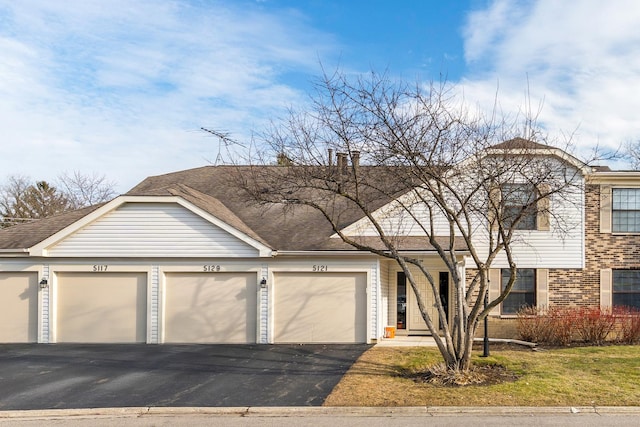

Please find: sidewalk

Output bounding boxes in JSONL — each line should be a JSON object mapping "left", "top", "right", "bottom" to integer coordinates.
{"left": 376, "top": 335, "right": 537, "bottom": 348}
{"left": 2, "top": 405, "right": 640, "bottom": 420}
{"left": 375, "top": 335, "right": 439, "bottom": 347}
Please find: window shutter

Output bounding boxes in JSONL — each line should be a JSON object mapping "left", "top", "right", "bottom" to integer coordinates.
{"left": 488, "top": 268, "right": 501, "bottom": 315}
{"left": 536, "top": 269, "right": 549, "bottom": 310}
{"left": 536, "top": 184, "right": 550, "bottom": 231}
{"left": 600, "top": 185, "right": 612, "bottom": 233}
{"left": 600, "top": 269, "right": 612, "bottom": 309}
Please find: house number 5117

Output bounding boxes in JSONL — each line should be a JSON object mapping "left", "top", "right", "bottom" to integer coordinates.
{"left": 93, "top": 265, "right": 108, "bottom": 272}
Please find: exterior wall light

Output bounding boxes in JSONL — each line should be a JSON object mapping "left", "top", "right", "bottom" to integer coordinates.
{"left": 39, "top": 278, "right": 48, "bottom": 289}
{"left": 260, "top": 278, "right": 267, "bottom": 288}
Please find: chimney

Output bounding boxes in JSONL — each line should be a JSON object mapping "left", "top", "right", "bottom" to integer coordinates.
{"left": 336, "top": 152, "right": 348, "bottom": 175}
{"left": 328, "top": 148, "right": 334, "bottom": 167}
{"left": 351, "top": 151, "right": 360, "bottom": 173}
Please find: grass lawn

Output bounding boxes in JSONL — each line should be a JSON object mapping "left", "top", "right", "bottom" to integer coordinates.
{"left": 323, "top": 344, "right": 640, "bottom": 407}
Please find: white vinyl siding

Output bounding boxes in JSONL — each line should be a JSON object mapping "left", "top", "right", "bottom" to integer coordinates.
{"left": 258, "top": 264, "right": 269, "bottom": 344}
{"left": 380, "top": 260, "right": 391, "bottom": 334}
{"left": 40, "top": 264, "right": 50, "bottom": 343}
{"left": 341, "top": 171, "right": 585, "bottom": 269}
{"left": 48, "top": 203, "right": 259, "bottom": 258}
{"left": 150, "top": 265, "right": 160, "bottom": 343}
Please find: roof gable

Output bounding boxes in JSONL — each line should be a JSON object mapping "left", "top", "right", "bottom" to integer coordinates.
{"left": 29, "top": 195, "right": 273, "bottom": 257}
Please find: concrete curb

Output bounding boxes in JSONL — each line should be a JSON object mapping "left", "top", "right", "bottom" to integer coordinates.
{"left": 1, "top": 406, "right": 640, "bottom": 419}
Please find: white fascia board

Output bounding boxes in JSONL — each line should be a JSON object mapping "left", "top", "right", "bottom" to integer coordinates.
{"left": 30, "top": 195, "right": 274, "bottom": 257}
{"left": 483, "top": 148, "right": 591, "bottom": 174}
{"left": 0, "top": 248, "right": 28, "bottom": 253}
{"left": 587, "top": 172, "right": 640, "bottom": 184}
{"left": 0, "top": 248, "right": 30, "bottom": 257}
{"left": 274, "top": 250, "right": 373, "bottom": 257}
{"left": 455, "top": 148, "right": 591, "bottom": 176}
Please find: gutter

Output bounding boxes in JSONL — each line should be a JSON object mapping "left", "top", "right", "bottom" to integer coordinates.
{"left": 274, "top": 250, "right": 471, "bottom": 257}
{"left": 0, "top": 248, "right": 29, "bottom": 254}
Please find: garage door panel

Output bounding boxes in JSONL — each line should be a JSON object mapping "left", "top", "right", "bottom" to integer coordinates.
{"left": 274, "top": 273, "right": 367, "bottom": 343}
{"left": 57, "top": 272, "right": 147, "bottom": 343}
{"left": 0, "top": 272, "right": 38, "bottom": 343}
{"left": 164, "top": 273, "right": 257, "bottom": 343}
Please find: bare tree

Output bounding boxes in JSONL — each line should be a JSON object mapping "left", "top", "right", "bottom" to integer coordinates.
{"left": 0, "top": 178, "right": 72, "bottom": 227}
{"left": 234, "top": 71, "right": 590, "bottom": 373}
{"left": 0, "top": 172, "right": 117, "bottom": 227}
{"left": 57, "top": 171, "right": 117, "bottom": 209}
{"left": 624, "top": 140, "right": 640, "bottom": 170}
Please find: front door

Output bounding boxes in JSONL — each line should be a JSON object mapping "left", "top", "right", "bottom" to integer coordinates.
{"left": 397, "top": 270, "right": 449, "bottom": 334}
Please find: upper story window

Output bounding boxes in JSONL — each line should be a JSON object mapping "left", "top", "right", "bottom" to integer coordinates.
{"left": 613, "top": 270, "right": 640, "bottom": 309}
{"left": 502, "top": 184, "right": 537, "bottom": 230}
{"left": 612, "top": 188, "right": 640, "bottom": 232}
{"left": 501, "top": 268, "right": 536, "bottom": 314}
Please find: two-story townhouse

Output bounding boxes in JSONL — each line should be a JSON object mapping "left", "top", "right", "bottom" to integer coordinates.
{"left": 0, "top": 139, "right": 637, "bottom": 344}
{"left": 587, "top": 170, "right": 640, "bottom": 311}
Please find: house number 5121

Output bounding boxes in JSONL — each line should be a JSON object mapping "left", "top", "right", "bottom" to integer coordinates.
{"left": 312, "top": 265, "right": 328, "bottom": 272}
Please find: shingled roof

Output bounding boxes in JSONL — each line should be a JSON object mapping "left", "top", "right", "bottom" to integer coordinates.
{"left": 489, "top": 137, "right": 553, "bottom": 150}
{"left": 7, "top": 137, "right": 574, "bottom": 254}
{"left": 1, "top": 164, "right": 436, "bottom": 253}
{"left": 126, "top": 165, "right": 422, "bottom": 251}
{"left": 0, "top": 203, "right": 105, "bottom": 250}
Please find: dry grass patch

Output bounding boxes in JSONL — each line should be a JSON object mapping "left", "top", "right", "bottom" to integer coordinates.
{"left": 323, "top": 344, "right": 640, "bottom": 407}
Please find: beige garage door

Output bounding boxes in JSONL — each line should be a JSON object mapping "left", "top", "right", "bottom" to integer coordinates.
{"left": 0, "top": 272, "right": 38, "bottom": 343}
{"left": 56, "top": 272, "right": 147, "bottom": 343}
{"left": 274, "top": 272, "right": 367, "bottom": 343}
{"left": 164, "top": 272, "right": 257, "bottom": 343}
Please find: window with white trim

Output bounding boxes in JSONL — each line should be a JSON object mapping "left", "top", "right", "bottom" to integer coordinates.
{"left": 501, "top": 268, "right": 536, "bottom": 314}
{"left": 612, "top": 188, "right": 640, "bottom": 232}
{"left": 613, "top": 270, "right": 640, "bottom": 309}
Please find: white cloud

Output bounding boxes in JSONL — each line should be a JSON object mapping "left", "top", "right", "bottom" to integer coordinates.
{"left": 461, "top": 0, "right": 640, "bottom": 158}
{"left": 0, "top": 0, "right": 334, "bottom": 191}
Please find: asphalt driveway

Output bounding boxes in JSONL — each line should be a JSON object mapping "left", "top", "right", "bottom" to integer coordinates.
{"left": 0, "top": 344, "right": 370, "bottom": 410}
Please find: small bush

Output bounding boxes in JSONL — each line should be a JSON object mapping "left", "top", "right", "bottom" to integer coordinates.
{"left": 615, "top": 307, "right": 640, "bottom": 344}
{"left": 516, "top": 306, "right": 575, "bottom": 345}
{"left": 515, "top": 306, "right": 547, "bottom": 342}
{"left": 575, "top": 307, "right": 617, "bottom": 345}
{"left": 517, "top": 305, "right": 640, "bottom": 346}
{"left": 544, "top": 307, "right": 576, "bottom": 346}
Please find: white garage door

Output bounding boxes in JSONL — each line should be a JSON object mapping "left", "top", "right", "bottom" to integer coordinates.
{"left": 56, "top": 272, "right": 147, "bottom": 343}
{"left": 0, "top": 272, "right": 38, "bottom": 343}
{"left": 164, "top": 272, "right": 257, "bottom": 343}
{"left": 274, "top": 272, "right": 367, "bottom": 343}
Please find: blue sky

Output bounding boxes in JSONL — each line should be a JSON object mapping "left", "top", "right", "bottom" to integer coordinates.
{"left": 1, "top": 0, "right": 640, "bottom": 192}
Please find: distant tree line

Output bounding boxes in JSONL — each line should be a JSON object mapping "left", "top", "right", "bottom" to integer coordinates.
{"left": 0, "top": 172, "right": 117, "bottom": 228}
